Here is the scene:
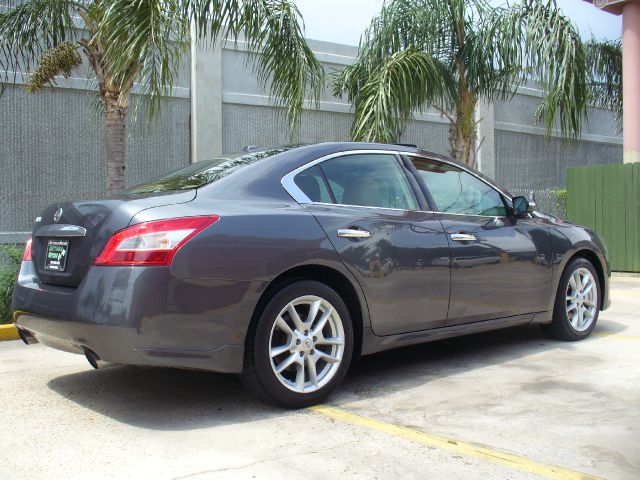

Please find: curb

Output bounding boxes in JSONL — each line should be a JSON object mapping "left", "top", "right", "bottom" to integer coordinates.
{"left": 0, "top": 324, "right": 20, "bottom": 341}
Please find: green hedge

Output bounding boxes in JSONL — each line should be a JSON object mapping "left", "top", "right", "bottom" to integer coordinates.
{"left": 0, "top": 244, "right": 23, "bottom": 324}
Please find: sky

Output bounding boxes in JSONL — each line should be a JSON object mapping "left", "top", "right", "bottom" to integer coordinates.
{"left": 294, "top": 0, "right": 622, "bottom": 46}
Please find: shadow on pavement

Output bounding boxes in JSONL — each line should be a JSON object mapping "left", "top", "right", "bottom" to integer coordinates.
{"left": 334, "top": 320, "right": 626, "bottom": 404}
{"left": 48, "top": 365, "right": 288, "bottom": 430}
{"left": 47, "top": 319, "right": 627, "bottom": 430}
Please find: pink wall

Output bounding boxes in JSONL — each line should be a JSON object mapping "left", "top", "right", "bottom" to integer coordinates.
{"left": 623, "top": 1, "right": 640, "bottom": 163}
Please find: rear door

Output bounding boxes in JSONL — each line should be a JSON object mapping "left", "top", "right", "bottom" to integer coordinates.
{"left": 289, "top": 152, "right": 451, "bottom": 336}
{"left": 407, "top": 155, "right": 552, "bottom": 325}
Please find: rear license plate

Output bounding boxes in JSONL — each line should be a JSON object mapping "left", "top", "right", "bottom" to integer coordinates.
{"left": 44, "top": 239, "right": 69, "bottom": 272}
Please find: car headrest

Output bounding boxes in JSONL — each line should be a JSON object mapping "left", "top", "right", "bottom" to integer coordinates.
{"left": 342, "top": 178, "right": 381, "bottom": 207}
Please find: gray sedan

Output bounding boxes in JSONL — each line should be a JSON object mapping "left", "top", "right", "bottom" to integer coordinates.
{"left": 13, "top": 143, "right": 610, "bottom": 407}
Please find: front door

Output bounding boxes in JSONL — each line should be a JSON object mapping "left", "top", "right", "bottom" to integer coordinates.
{"left": 407, "top": 155, "right": 552, "bottom": 325}
{"left": 291, "top": 152, "right": 451, "bottom": 336}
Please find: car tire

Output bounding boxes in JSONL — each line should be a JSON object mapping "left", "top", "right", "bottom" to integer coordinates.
{"left": 542, "top": 257, "right": 601, "bottom": 341}
{"left": 241, "top": 280, "right": 354, "bottom": 408}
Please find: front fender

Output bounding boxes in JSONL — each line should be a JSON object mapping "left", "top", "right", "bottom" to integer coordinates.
{"left": 547, "top": 225, "right": 610, "bottom": 312}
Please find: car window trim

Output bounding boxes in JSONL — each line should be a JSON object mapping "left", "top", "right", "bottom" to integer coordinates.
{"left": 282, "top": 150, "right": 422, "bottom": 210}
{"left": 316, "top": 165, "right": 337, "bottom": 204}
{"left": 301, "top": 202, "right": 512, "bottom": 218}
{"left": 400, "top": 154, "right": 438, "bottom": 211}
{"left": 394, "top": 154, "right": 431, "bottom": 211}
{"left": 281, "top": 149, "right": 513, "bottom": 218}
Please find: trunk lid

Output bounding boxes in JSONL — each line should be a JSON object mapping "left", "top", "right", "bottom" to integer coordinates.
{"left": 31, "top": 190, "right": 196, "bottom": 287}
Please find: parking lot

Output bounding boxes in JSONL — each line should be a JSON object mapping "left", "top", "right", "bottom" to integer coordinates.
{"left": 1, "top": 276, "right": 638, "bottom": 480}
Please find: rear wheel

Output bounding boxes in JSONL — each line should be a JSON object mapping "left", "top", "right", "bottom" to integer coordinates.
{"left": 241, "top": 280, "right": 353, "bottom": 408}
{"left": 542, "top": 258, "right": 600, "bottom": 341}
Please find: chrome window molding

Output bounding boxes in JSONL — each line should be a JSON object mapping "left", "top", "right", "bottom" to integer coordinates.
{"left": 309, "top": 202, "right": 506, "bottom": 219}
{"left": 281, "top": 149, "right": 406, "bottom": 205}
{"left": 280, "top": 149, "right": 513, "bottom": 219}
{"left": 309, "top": 201, "right": 419, "bottom": 213}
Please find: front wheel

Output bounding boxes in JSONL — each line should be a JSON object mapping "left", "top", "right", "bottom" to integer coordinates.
{"left": 542, "top": 258, "right": 601, "bottom": 341}
{"left": 241, "top": 281, "right": 353, "bottom": 408}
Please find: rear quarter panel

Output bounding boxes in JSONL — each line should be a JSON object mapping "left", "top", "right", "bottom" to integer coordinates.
{"left": 128, "top": 198, "right": 371, "bottom": 342}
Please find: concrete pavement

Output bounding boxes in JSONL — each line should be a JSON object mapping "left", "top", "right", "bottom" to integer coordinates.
{"left": 1, "top": 276, "right": 638, "bottom": 479}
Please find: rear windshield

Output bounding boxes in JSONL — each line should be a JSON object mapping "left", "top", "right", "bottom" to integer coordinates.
{"left": 125, "top": 146, "right": 297, "bottom": 194}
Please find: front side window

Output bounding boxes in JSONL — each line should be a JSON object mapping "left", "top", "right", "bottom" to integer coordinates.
{"left": 318, "top": 154, "right": 418, "bottom": 210}
{"left": 411, "top": 157, "right": 507, "bottom": 216}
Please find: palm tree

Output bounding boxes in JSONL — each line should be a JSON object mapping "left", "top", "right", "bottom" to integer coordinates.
{"left": 333, "top": 0, "right": 589, "bottom": 167}
{"left": 0, "top": 0, "right": 323, "bottom": 193}
{"left": 585, "top": 38, "right": 622, "bottom": 125}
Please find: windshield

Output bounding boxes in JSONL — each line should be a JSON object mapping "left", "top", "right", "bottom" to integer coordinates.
{"left": 125, "top": 146, "right": 300, "bottom": 194}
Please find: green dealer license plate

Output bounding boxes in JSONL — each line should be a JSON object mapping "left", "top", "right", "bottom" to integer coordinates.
{"left": 44, "top": 239, "right": 69, "bottom": 272}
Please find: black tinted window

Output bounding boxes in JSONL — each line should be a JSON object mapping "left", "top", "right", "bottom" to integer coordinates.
{"left": 411, "top": 158, "right": 507, "bottom": 216}
{"left": 320, "top": 154, "right": 418, "bottom": 210}
{"left": 294, "top": 166, "right": 333, "bottom": 203}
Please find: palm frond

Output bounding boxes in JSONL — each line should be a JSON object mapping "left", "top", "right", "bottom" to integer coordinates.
{"left": 99, "top": 0, "right": 323, "bottom": 132}
{"left": 355, "top": 0, "right": 455, "bottom": 67}
{"left": 186, "top": 0, "right": 324, "bottom": 132}
{"left": 464, "top": 25, "right": 525, "bottom": 101}
{"left": 334, "top": 0, "right": 500, "bottom": 144}
{"left": 100, "top": 0, "right": 188, "bottom": 116}
{"left": 585, "top": 38, "right": 622, "bottom": 123}
{"left": 480, "top": 0, "right": 588, "bottom": 138}
{"left": 250, "top": 1, "right": 324, "bottom": 133}
{"left": 346, "top": 48, "right": 453, "bottom": 143}
{"left": 0, "top": 0, "right": 81, "bottom": 82}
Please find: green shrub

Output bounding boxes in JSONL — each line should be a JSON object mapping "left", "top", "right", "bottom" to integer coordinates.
{"left": 0, "top": 244, "right": 23, "bottom": 324}
{"left": 551, "top": 188, "right": 568, "bottom": 218}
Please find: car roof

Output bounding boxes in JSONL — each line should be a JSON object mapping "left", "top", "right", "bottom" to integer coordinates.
{"left": 212, "top": 142, "right": 444, "bottom": 160}
{"left": 199, "top": 142, "right": 510, "bottom": 201}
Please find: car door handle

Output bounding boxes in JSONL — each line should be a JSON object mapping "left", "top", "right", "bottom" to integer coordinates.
{"left": 450, "top": 233, "right": 477, "bottom": 241}
{"left": 337, "top": 228, "right": 371, "bottom": 239}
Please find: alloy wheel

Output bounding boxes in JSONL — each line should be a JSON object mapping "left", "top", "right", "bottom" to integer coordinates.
{"left": 566, "top": 267, "right": 598, "bottom": 332}
{"left": 269, "top": 295, "right": 345, "bottom": 393}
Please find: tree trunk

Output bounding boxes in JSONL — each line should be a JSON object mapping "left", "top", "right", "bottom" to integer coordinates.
{"left": 104, "top": 92, "right": 126, "bottom": 194}
{"left": 448, "top": 120, "right": 477, "bottom": 167}
{"left": 448, "top": 90, "right": 477, "bottom": 168}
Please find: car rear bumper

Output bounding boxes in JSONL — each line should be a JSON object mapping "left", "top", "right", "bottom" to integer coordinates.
{"left": 14, "top": 314, "right": 244, "bottom": 372}
{"left": 12, "top": 262, "right": 265, "bottom": 374}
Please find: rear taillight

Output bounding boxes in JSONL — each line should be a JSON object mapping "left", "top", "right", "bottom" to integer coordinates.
{"left": 94, "top": 216, "right": 219, "bottom": 266}
{"left": 22, "top": 238, "right": 33, "bottom": 261}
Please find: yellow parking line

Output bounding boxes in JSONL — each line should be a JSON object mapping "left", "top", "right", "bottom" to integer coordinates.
{"left": 310, "top": 404, "right": 601, "bottom": 480}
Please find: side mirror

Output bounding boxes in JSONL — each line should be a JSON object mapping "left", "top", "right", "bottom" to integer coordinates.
{"left": 512, "top": 196, "right": 533, "bottom": 217}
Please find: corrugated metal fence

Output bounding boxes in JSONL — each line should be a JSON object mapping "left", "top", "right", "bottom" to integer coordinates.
{"left": 566, "top": 164, "right": 640, "bottom": 273}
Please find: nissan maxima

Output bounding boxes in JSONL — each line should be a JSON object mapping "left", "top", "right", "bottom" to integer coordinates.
{"left": 12, "top": 143, "right": 610, "bottom": 407}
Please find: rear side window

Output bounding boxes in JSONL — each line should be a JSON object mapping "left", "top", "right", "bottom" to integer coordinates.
{"left": 411, "top": 158, "right": 507, "bottom": 216}
{"left": 293, "top": 166, "right": 333, "bottom": 203}
{"left": 319, "top": 154, "right": 418, "bottom": 210}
